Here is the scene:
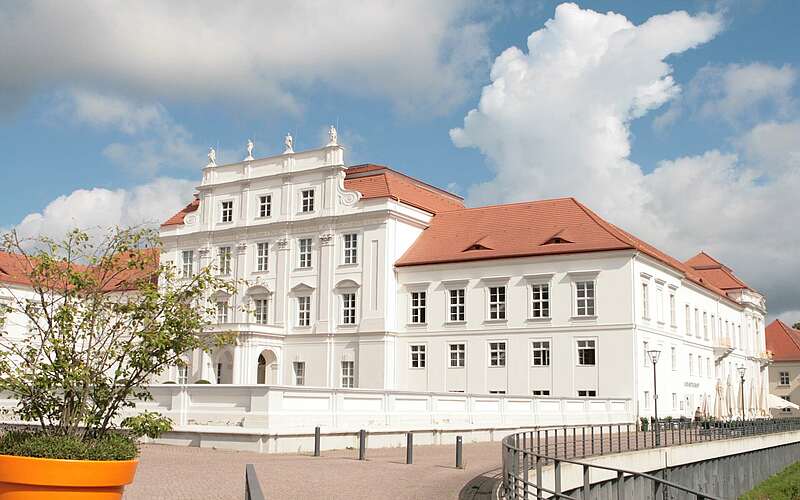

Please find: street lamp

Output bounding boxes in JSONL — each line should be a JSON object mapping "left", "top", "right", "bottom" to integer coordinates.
{"left": 647, "top": 349, "right": 662, "bottom": 445}
{"left": 737, "top": 366, "right": 747, "bottom": 420}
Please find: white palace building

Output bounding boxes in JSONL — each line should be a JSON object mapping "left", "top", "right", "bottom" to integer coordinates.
{"left": 152, "top": 129, "right": 770, "bottom": 431}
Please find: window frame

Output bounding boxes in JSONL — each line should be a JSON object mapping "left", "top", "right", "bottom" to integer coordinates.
{"left": 574, "top": 280, "right": 596, "bottom": 317}
{"left": 257, "top": 194, "right": 272, "bottom": 219}
{"left": 220, "top": 200, "right": 234, "bottom": 223}
{"left": 530, "top": 282, "right": 551, "bottom": 319}
{"left": 487, "top": 285, "right": 507, "bottom": 321}
{"left": 293, "top": 361, "right": 306, "bottom": 386}
{"left": 409, "top": 344, "right": 427, "bottom": 369}
{"left": 410, "top": 291, "right": 427, "bottom": 325}
{"left": 216, "top": 300, "right": 229, "bottom": 324}
{"left": 218, "top": 246, "right": 232, "bottom": 276}
{"left": 488, "top": 341, "right": 507, "bottom": 367}
{"left": 296, "top": 296, "right": 311, "bottom": 327}
{"left": 449, "top": 343, "right": 466, "bottom": 368}
{"left": 181, "top": 250, "right": 194, "bottom": 278}
{"left": 576, "top": 339, "right": 597, "bottom": 366}
{"left": 531, "top": 340, "right": 551, "bottom": 367}
{"left": 448, "top": 288, "right": 466, "bottom": 323}
{"left": 298, "top": 238, "right": 312, "bottom": 269}
{"left": 780, "top": 371, "right": 790, "bottom": 386}
{"left": 343, "top": 233, "right": 358, "bottom": 265}
{"left": 341, "top": 360, "right": 355, "bottom": 388}
{"left": 341, "top": 292, "right": 357, "bottom": 326}
{"left": 256, "top": 242, "right": 269, "bottom": 272}
{"left": 301, "top": 189, "right": 315, "bottom": 213}
{"left": 253, "top": 298, "right": 268, "bottom": 325}
{"left": 641, "top": 281, "right": 650, "bottom": 319}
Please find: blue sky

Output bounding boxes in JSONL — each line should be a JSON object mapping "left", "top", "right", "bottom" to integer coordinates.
{"left": 1, "top": 1, "right": 798, "bottom": 320}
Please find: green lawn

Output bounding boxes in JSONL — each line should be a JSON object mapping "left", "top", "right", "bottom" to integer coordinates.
{"left": 741, "top": 461, "right": 800, "bottom": 500}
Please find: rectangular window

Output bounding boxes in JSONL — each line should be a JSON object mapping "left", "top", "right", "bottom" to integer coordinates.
{"left": 672, "top": 393, "right": 677, "bottom": 410}
{"left": 448, "top": 289, "right": 465, "bottom": 322}
{"left": 643, "top": 341, "right": 649, "bottom": 367}
{"left": 410, "top": 291, "right": 426, "bottom": 324}
{"left": 706, "top": 357, "right": 711, "bottom": 378}
{"left": 256, "top": 242, "right": 269, "bottom": 272}
{"left": 449, "top": 343, "right": 466, "bottom": 368}
{"left": 489, "top": 390, "right": 506, "bottom": 395}
{"left": 782, "top": 396, "right": 792, "bottom": 412}
{"left": 489, "top": 341, "right": 506, "bottom": 367}
{"left": 578, "top": 390, "right": 597, "bottom": 397}
{"left": 488, "top": 286, "right": 506, "bottom": 320}
{"left": 298, "top": 238, "right": 312, "bottom": 268}
{"left": 301, "top": 189, "right": 315, "bottom": 212}
{"left": 694, "top": 308, "right": 700, "bottom": 338}
{"left": 531, "top": 340, "right": 551, "bottom": 366}
{"left": 669, "top": 293, "right": 676, "bottom": 326}
{"left": 410, "top": 345, "right": 426, "bottom": 368}
{"left": 343, "top": 234, "right": 358, "bottom": 264}
{"left": 642, "top": 282, "right": 650, "bottom": 319}
{"left": 531, "top": 283, "right": 550, "bottom": 318}
{"left": 341, "top": 361, "right": 355, "bottom": 388}
{"left": 577, "top": 339, "right": 596, "bottom": 366}
{"left": 703, "top": 312, "right": 708, "bottom": 340}
{"left": 216, "top": 301, "right": 228, "bottom": 324}
{"left": 532, "top": 390, "right": 550, "bottom": 396}
{"left": 656, "top": 286, "right": 664, "bottom": 322}
{"left": 293, "top": 361, "right": 305, "bottom": 386}
{"left": 218, "top": 246, "right": 232, "bottom": 275}
{"left": 254, "top": 298, "right": 268, "bottom": 325}
{"left": 297, "top": 296, "right": 311, "bottom": 327}
{"left": 575, "top": 281, "right": 595, "bottom": 316}
{"left": 711, "top": 315, "right": 716, "bottom": 339}
{"left": 258, "top": 194, "right": 272, "bottom": 218}
{"left": 685, "top": 305, "right": 691, "bottom": 335}
{"left": 182, "top": 250, "right": 194, "bottom": 277}
{"left": 697, "top": 355, "right": 702, "bottom": 377}
{"left": 221, "top": 200, "right": 234, "bottom": 223}
{"left": 689, "top": 353, "right": 694, "bottom": 376}
{"left": 177, "top": 365, "right": 188, "bottom": 384}
{"left": 644, "top": 391, "right": 650, "bottom": 409}
{"left": 341, "top": 293, "right": 356, "bottom": 325}
{"left": 671, "top": 346, "right": 677, "bottom": 370}
{"left": 780, "top": 371, "right": 790, "bottom": 385}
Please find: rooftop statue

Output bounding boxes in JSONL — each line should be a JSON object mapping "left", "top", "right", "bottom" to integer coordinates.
{"left": 284, "top": 133, "right": 294, "bottom": 154}
{"left": 207, "top": 147, "right": 216, "bottom": 166}
{"left": 327, "top": 125, "right": 338, "bottom": 146}
{"left": 245, "top": 139, "right": 254, "bottom": 161}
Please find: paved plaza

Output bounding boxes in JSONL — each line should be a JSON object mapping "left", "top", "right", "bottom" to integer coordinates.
{"left": 124, "top": 442, "right": 502, "bottom": 500}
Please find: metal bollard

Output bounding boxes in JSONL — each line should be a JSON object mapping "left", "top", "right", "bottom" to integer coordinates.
{"left": 358, "top": 429, "right": 366, "bottom": 460}
{"left": 406, "top": 432, "right": 413, "bottom": 464}
{"left": 314, "top": 426, "right": 321, "bottom": 457}
{"left": 456, "top": 435, "right": 464, "bottom": 469}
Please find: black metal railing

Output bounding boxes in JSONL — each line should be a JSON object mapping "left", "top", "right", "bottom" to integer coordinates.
{"left": 244, "top": 463, "right": 265, "bottom": 500}
{"left": 502, "top": 418, "right": 800, "bottom": 499}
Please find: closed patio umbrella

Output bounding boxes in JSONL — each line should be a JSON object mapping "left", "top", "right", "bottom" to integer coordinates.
{"left": 714, "top": 382, "right": 723, "bottom": 420}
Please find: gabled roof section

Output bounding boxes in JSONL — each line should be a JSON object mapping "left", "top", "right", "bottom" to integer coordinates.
{"left": 344, "top": 164, "right": 464, "bottom": 214}
{"left": 396, "top": 197, "right": 737, "bottom": 302}
{"left": 766, "top": 320, "right": 800, "bottom": 362}
{"left": 161, "top": 196, "right": 200, "bottom": 227}
{"left": 396, "top": 197, "right": 634, "bottom": 266}
{"left": 0, "top": 251, "right": 34, "bottom": 287}
{"left": 685, "top": 251, "right": 751, "bottom": 291}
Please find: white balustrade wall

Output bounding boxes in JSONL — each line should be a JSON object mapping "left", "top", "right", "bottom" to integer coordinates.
{"left": 134, "top": 384, "right": 633, "bottom": 433}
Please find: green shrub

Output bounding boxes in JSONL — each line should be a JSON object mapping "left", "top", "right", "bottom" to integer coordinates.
{"left": 0, "top": 430, "right": 137, "bottom": 461}
{"left": 640, "top": 416, "right": 649, "bottom": 432}
{"left": 194, "top": 379, "right": 211, "bottom": 384}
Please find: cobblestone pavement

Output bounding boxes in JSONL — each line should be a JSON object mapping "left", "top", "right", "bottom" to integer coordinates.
{"left": 124, "top": 441, "right": 503, "bottom": 500}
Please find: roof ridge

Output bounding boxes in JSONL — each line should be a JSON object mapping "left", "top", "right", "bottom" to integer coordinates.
{"left": 438, "top": 196, "right": 580, "bottom": 214}
{"left": 347, "top": 164, "right": 464, "bottom": 202}
{"left": 569, "top": 199, "right": 637, "bottom": 249}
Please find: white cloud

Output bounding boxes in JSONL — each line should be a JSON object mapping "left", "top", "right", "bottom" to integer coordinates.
{"left": 12, "top": 178, "right": 195, "bottom": 243}
{"left": 656, "top": 62, "right": 797, "bottom": 129}
{"left": 55, "top": 90, "right": 204, "bottom": 175}
{"left": 451, "top": 3, "right": 800, "bottom": 317}
{"left": 0, "top": 1, "right": 490, "bottom": 115}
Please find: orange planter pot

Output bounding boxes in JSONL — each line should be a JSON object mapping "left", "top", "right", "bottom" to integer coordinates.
{"left": 0, "top": 454, "right": 138, "bottom": 500}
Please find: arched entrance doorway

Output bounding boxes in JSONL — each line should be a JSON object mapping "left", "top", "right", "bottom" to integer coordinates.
{"left": 257, "top": 350, "right": 278, "bottom": 384}
{"left": 215, "top": 350, "right": 234, "bottom": 384}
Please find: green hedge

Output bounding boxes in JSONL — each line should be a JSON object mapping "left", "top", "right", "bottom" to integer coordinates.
{"left": 740, "top": 460, "right": 800, "bottom": 500}
{"left": 0, "top": 430, "right": 137, "bottom": 461}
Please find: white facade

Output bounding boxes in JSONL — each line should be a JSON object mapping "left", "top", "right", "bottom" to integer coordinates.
{"left": 156, "top": 143, "right": 769, "bottom": 422}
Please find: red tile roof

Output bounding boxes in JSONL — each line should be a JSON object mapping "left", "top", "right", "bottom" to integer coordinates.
{"left": 0, "top": 249, "right": 159, "bottom": 292}
{"left": 161, "top": 196, "right": 200, "bottom": 227}
{"left": 344, "top": 164, "right": 464, "bottom": 214}
{"left": 396, "top": 197, "right": 735, "bottom": 302}
{"left": 766, "top": 320, "right": 800, "bottom": 362}
{"left": 685, "top": 251, "right": 751, "bottom": 291}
